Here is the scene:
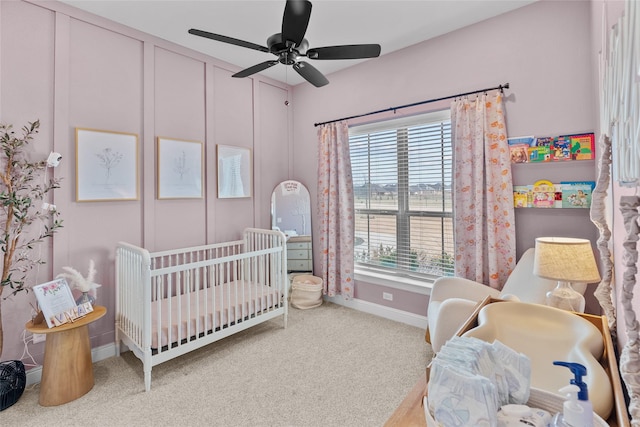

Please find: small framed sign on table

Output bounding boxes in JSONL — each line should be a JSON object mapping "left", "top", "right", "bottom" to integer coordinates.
{"left": 32, "top": 278, "right": 93, "bottom": 328}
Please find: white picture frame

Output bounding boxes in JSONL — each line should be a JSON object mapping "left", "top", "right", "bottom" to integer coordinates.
{"left": 157, "top": 137, "right": 204, "bottom": 199}
{"left": 217, "top": 144, "right": 252, "bottom": 199}
{"left": 76, "top": 128, "right": 139, "bottom": 202}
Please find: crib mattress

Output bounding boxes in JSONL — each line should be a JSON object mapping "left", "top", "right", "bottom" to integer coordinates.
{"left": 150, "top": 280, "right": 280, "bottom": 349}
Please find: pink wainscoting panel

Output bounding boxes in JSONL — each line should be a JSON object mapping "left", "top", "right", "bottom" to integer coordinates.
{"left": 257, "top": 81, "right": 291, "bottom": 231}
{"left": 67, "top": 16, "right": 145, "bottom": 324}
{"left": 0, "top": 2, "right": 56, "bottom": 362}
{"left": 0, "top": 1, "right": 55, "bottom": 131}
{"left": 211, "top": 67, "right": 255, "bottom": 243}
{"left": 152, "top": 47, "right": 207, "bottom": 251}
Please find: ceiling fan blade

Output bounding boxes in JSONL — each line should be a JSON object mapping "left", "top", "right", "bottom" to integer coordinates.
{"left": 232, "top": 60, "right": 279, "bottom": 78}
{"left": 293, "top": 61, "right": 329, "bottom": 87}
{"left": 307, "top": 44, "right": 381, "bottom": 60}
{"left": 188, "top": 29, "right": 269, "bottom": 53}
{"left": 281, "top": 0, "right": 312, "bottom": 47}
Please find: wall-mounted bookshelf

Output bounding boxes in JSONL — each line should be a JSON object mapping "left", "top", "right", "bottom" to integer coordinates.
{"left": 509, "top": 133, "right": 595, "bottom": 164}
{"left": 514, "top": 179, "right": 595, "bottom": 209}
{"left": 508, "top": 131, "right": 598, "bottom": 259}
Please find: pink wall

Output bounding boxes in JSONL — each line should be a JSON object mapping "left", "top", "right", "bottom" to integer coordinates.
{"left": 0, "top": 0, "right": 293, "bottom": 362}
{"left": 292, "top": 0, "right": 599, "bottom": 315}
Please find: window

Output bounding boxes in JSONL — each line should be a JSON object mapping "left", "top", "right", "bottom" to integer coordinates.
{"left": 349, "top": 110, "right": 454, "bottom": 280}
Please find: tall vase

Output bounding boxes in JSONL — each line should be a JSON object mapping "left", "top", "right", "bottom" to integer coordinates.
{"left": 75, "top": 291, "right": 95, "bottom": 306}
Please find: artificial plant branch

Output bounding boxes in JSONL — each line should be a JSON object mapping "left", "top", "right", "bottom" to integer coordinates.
{"left": 0, "top": 119, "right": 63, "bottom": 359}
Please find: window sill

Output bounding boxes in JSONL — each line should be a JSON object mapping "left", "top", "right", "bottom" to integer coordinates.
{"left": 354, "top": 269, "right": 433, "bottom": 295}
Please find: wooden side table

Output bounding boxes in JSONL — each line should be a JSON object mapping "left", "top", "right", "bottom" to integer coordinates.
{"left": 25, "top": 305, "right": 106, "bottom": 406}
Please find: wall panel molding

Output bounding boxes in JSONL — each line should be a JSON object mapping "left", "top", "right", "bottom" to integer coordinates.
{"left": 52, "top": 11, "right": 71, "bottom": 275}
{"left": 142, "top": 41, "right": 155, "bottom": 250}
{"left": 205, "top": 63, "right": 216, "bottom": 244}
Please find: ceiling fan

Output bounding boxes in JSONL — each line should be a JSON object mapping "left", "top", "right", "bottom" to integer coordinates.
{"left": 188, "top": 0, "right": 381, "bottom": 87}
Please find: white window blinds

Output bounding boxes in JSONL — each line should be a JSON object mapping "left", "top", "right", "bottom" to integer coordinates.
{"left": 349, "top": 110, "right": 454, "bottom": 279}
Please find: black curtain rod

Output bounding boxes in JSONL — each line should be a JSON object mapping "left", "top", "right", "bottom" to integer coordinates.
{"left": 314, "top": 82, "right": 510, "bottom": 127}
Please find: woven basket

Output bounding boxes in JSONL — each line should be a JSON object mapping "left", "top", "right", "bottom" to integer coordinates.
{"left": 291, "top": 275, "right": 323, "bottom": 310}
{"left": 0, "top": 360, "right": 26, "bottom": 411}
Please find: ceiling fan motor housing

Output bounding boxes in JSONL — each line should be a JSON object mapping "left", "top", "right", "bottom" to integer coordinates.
{"left": 267, "top": 33, "right": 308, "bottom": 65}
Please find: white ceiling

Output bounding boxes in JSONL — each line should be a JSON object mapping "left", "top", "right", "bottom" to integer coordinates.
{"left": 59, "top": 0, "right": 536, "bottom": 86}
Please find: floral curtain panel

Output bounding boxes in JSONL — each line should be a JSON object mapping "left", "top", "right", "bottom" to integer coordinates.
{"left": 317, "top": 121, "right": 355, "bottom": 299}
{"left": 451, "top": 92, "right": 516, "bottom": 289}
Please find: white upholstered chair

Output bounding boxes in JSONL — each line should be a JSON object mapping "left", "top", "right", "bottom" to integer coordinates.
{"left": 426, "top": 248, "right": 587, "bottom": 353}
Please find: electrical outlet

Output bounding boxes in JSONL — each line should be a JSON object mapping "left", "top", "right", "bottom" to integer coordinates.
{"left": 32, "top": 333, "right": 46, "bottom": 344}
{"left": 383, "top": 292, "right": 393, "bottom": 301}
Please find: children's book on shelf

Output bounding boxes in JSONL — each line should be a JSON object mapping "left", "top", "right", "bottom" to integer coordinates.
{"left": 33, "top": 278, "right": 93, "bottom": 328}
{"left": 531, "top": 180, "right": 556, "bottom": 208}
{"left": 534, "top": 136, "right": 554, "bottom": 147}
{"left": 509, "top": 144, "right": 529, "bottom": 163}
{"left": 508, "top": 136, "right": 535, "bottom": 146}
{"left": 508, "top": 136, "right": 534, "bottom": 163}
{"left": 527, "top": 137, "right": 554, "bottom": 162}
{"left": 554, "top": 187, "right": 563, "bottom": 208}
{"left": 561, "top": 181, "right": 595, "bottom": 208}
{"left": 551, "top": 136, "right": 572, "bottom": 161}
{"left": 513, "top": 185, "right": 531, "bottom": 208}
{"left": 568, "top": 133, "right": 595, "bottom": 160}
{"left": 528, "top": 145, "right": 551, "bottom": 162}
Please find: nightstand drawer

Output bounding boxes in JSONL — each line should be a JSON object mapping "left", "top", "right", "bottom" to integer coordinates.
{"left": 289, "top": 260, "right": 312, "bottom": 271}
{"left": 287, "top": 241, "right": 311, "bottom": 250}
{"left": 288, "top": 250, "right": 310, "bottom": 260}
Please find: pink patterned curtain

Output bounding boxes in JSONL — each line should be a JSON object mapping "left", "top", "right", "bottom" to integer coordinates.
{"left": 451, "top": 92, "right": 516, "bottom": 289}
{"left": 317, "top": 121, "right": 355, "bottom": 299}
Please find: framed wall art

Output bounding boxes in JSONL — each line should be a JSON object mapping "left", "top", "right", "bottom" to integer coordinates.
{"left": 217, "top": 144, "right": 252, "bottom": 199}
{"left": 157, "top": 137, "right": 204, "bottom": 199}
{"left": 76, "top": 128, "right": 138, "bottom": 202}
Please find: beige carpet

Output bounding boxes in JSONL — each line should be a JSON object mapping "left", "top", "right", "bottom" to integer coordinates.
{"left": 2, "top": 302, "right": 432, "bottom": 426}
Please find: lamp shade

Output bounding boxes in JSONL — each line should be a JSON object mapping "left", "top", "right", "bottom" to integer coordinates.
{"left": 533, "top": 237, "right": 601, "bottom": 283}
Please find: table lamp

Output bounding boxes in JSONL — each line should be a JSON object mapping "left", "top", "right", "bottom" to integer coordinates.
{"left": 533, "top": 237, "right": 601, "bottom": 312}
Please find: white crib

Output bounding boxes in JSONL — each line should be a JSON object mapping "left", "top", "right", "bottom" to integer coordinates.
{"left": 115, "top": 228, "right": 288, "bottom": 391}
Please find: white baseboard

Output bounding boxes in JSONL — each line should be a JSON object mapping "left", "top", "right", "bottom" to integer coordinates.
{"left": 26, "top": 343, "right": 117, "bottom": 386}
{"left": 324, "top": 295, "right": 428, "bottom": 329}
